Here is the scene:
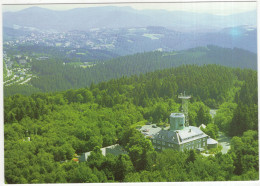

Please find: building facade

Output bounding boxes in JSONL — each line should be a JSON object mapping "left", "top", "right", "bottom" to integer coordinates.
{"left": 151, "top": 113, "right": 213, "bottom": 152}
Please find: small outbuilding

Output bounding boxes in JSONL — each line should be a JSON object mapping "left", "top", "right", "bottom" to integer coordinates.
{"left": 79, "top": 144, "right": 127, "bottom": 162}
{"left": 207, "top": 138, "right": 218, "bottom": 149}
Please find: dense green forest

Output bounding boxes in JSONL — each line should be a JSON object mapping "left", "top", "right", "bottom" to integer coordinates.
{"left": 4, "top": 46, "right": 257, "bottom": 97}
{"left": 4, "top": 65, "right": 258, "bottom": 183}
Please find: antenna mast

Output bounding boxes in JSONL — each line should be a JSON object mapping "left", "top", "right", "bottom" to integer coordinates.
{"left": 178, "top": 91, "right": 191, "bottom": 127}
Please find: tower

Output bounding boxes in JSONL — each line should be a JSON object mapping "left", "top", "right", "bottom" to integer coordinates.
{"left": 178, "top": 91, "right": 191, "bottom": 127}
{"left": 170, "top": 113, "right": 185, "bottom": 131}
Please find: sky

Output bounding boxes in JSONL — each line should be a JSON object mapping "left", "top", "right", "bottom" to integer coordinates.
{"left": 1, "top": 0, "right": 257, "bottom": 16}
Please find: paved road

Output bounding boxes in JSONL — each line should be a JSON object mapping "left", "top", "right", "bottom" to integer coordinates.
{"left": 19, "top": 76, "right": 32, "bottom": 85}
{"left": 209, "top": 109, "right": 231, "bottom": 154}
{"left": 218, "top": 132, "right": 231, "bottom": 154}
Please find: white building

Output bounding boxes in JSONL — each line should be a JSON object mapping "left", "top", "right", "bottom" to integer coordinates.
{"left": 151, "top": 113, "right": 218, "bottom": 152}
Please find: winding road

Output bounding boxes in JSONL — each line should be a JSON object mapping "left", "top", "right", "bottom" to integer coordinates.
{"left": 210, "top": 109, "right": 231, "bottom": 154}
{"left": 218, "top": 132, "right": 231, "bottom": 154}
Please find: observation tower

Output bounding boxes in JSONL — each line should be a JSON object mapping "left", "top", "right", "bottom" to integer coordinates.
{"left": 178, "top": 91, "right": 191, "bottom": 127}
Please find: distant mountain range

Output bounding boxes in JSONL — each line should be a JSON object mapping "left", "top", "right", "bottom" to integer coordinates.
{"left": 3, "top": 6, "right": 256, "bottom": 32}
{"left": 3, "top": 6, "right": 257, "bottom": 54}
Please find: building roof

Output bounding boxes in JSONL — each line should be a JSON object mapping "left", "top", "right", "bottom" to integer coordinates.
{"left": 79, "top": 144, "right": 127, "bottom": 162}
{"left": 207, "top": 138, "right": 218, "bottom": 145}
{"left": 139, "top": 124, "right": 162, "bottom": 137}
{"left": 199, "top": 124, "right": 206, "bottom": 129}
{"left": 152, "top": 126, "right": 208, "bottom": 145}
{"left": 79, "top": 151, "right": 91, "bottom": 162}
{"left": 170, "top": 113, "right": 185, "bottom": 118}
{"left": 152, "top": 129, "right": 179, "bottom": 143}
{"left": 178, "top": 126, "right": 207, "bottom": 143}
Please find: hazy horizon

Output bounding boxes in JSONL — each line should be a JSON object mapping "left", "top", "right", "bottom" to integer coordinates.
{"left": 2, "top": 2, "right": 257, "bottom": 16}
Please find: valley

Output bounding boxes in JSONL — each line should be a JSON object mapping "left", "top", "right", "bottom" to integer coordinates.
{"left": 3, "top": 44, "right": 257, "bottom": 98}
{"left": 3, "top": 25, "right": 257, "bottom": 55}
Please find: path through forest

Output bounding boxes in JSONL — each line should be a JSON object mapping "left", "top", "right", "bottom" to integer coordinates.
{"left": 218, "top": 132, "right": 231, "bottom": 154}
{"left": 210, "top": 109, "right": 231, "bottom": 154}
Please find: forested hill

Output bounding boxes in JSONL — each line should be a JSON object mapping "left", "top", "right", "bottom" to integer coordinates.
{"left": 97, "top": 45, "right": 257, "bottom": 74}
{"left": 4, "top": 65, "right": 258, "bottom": 183}
{"left": 4, "top": 46, "right": 257, "bottom": 97}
